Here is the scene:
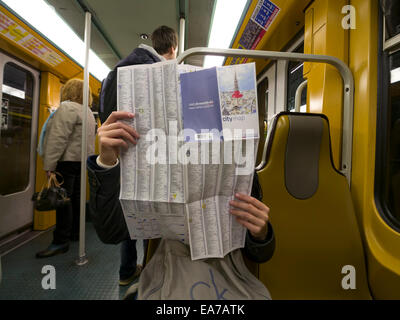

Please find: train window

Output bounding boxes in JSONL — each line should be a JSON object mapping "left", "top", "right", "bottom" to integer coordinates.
{"left": 286, "top": 44, "right": 307, "bottom": 112}
{"left": 382, "top": 0, "right": 400, "bottom": 39}
{"left": 380, "top": 50, "right": 400, "bottom": 227}
{"left": 0, "top": 63, "right": 34, "bottom": 195}
{"left": 377, "top": 2, "right": 400, "bottom": 231}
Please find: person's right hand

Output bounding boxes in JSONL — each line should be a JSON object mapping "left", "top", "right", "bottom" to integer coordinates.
{"left": 98, "top": 111, "right": 140, "bottom": 166}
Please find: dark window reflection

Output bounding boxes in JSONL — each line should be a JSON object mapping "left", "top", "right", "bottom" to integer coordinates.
{"left": 381, "top": 0, "right": 400, "bottom": 39}
{"left": 287, "top": 44, "right": 307, "bottom": 111}
{"left": 385, "top": 50, "right": 400, "bottom": 222}
{"left": 0, "top": 63, "right": 34, "bottom": 195}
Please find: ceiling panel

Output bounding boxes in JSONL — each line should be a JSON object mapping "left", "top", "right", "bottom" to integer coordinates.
{"left": 185, "top": 0, "right": 215, "bottom": 66}
{"left": 45, "top": 0, "right": 120, "bottom": 68}
{"left": 84, "top": 0, "right": 180, "bottom": 58}
{"left": 45, "top": 0, "right": 215, "bottom": 69}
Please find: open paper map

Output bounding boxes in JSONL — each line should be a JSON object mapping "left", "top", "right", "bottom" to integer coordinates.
{"left": 117, "top": 60, "right": 259, "bottom": 260}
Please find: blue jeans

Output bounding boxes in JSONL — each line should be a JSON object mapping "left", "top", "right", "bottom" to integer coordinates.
{"left": 119, "top": 239, "right": 148, "bottom": 279}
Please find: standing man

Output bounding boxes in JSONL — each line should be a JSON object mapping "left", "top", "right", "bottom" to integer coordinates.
{"left": 96, "top": 25, "right": 178, "bottom": 286}
{"left": 99, "top": 25, "right": 178, "bottom": 123}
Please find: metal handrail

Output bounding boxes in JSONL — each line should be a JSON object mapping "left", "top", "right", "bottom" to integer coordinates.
{"left": 77, "top": 11, "right": 91, "bottom": 266}
{"left": 176, "top": 48, "right": 354, "bottom": 186}
{"left": 295, "top": 80, "right": 308, "bottom": 113}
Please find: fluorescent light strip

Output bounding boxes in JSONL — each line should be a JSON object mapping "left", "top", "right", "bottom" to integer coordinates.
{"left": 391, "top": 67, "right": 400, "bottom": 84}
{"left": 204, "top": 0, "right": 248, "bottom": 68}
{"left": 2, "top": 84, "right": 25, "bottom": 99}
{"left": 290, "top": 63, "right": 304, "bottom": 74}
{"left": 289, "top": 105, "right": 306, "bottom": 113}
{"left": 3, "top": 0, "right": 111, "bottom": 80}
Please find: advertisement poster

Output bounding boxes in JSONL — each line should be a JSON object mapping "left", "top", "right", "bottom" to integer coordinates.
{"left": 230, "top": 0, "right": 280, "bottom": 65}
{"left": 0, "top": 11, "right": 64, "bottom": 67}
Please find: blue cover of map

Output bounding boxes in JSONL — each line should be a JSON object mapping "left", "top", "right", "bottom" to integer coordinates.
{"left": 180, "top": 67, "right": 222, "bottom": 142}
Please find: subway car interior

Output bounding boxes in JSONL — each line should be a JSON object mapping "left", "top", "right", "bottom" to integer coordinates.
{"left": 0, "top": 0, "right": 400, "bottom": 301}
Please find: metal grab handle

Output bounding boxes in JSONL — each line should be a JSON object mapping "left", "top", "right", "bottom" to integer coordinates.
{"left": 295, "top": 80, "right": 308, "bottom": 113}
{"left": 176, "top": 48, "right": 354, "bottom": 186}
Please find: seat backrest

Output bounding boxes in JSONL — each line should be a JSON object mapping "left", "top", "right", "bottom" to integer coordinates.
{"left": 257, "top": 112, "right": 371, "bottom": 299}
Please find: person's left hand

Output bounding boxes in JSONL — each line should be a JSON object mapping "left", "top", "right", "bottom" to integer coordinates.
{"left": 229, "top": 193, "right": 270, "bottom": 241}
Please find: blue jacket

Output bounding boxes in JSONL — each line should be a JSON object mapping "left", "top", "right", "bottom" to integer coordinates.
{"left": 99, "top": 46, "right": 162, "bottom": 123}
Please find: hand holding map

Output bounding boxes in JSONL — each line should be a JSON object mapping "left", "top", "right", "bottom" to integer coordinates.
{"left": 117, "top": 60, "right": 260, "bottom": 260}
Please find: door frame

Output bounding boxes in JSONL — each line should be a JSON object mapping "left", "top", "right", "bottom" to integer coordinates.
{"left": 0, "top": 51, "right": 40, "bottom": 239}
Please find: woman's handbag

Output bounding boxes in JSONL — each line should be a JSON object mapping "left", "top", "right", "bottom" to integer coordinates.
{"left": 31, "top": 173, "right": 70, "bottom": 211}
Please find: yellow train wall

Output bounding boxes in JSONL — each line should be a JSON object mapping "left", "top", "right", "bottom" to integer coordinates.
{"left": 231, "top": 0, "right": 400, "bottom": 299}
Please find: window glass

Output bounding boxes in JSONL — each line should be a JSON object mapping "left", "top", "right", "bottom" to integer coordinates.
{"left": 381, "top": 0, "right": 400, "bottom": 39}
{"left": 0, "top": 63, "right": 34, "bottom": 195}
{"left": 287, "top": 44, "right": 307, "bottom": 111}
{"left": 383, "top": 50, "right": 400, "bottom": 223}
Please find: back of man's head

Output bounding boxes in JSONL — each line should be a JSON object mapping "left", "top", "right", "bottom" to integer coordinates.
{"left": 151, "top": 25, "right": 178, "bottom": 55}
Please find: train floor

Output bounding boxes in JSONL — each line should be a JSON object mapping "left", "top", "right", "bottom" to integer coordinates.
{"left": 0, "top": 222, "right": 144, "bottom": 300}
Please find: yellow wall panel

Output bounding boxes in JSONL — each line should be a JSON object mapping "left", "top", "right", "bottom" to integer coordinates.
{"left": 303, "top": 0, "right": 348, "bottom": 170}
{"left": 303, "top": 8, "right": 314, "bottom": 75}
{"left": 311, "top": 0, "right": 328, "bottom": 34}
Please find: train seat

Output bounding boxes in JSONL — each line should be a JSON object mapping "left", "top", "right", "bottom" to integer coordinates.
{"left": 257, "top": 112, "right": 371, "bottom": 299}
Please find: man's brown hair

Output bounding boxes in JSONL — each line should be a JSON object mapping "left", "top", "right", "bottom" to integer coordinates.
{"left": 61, "top": 78, "right": 93, "bottom": 106}
{"left": 151, "top": 25, "right": 178, "bottom": 55}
